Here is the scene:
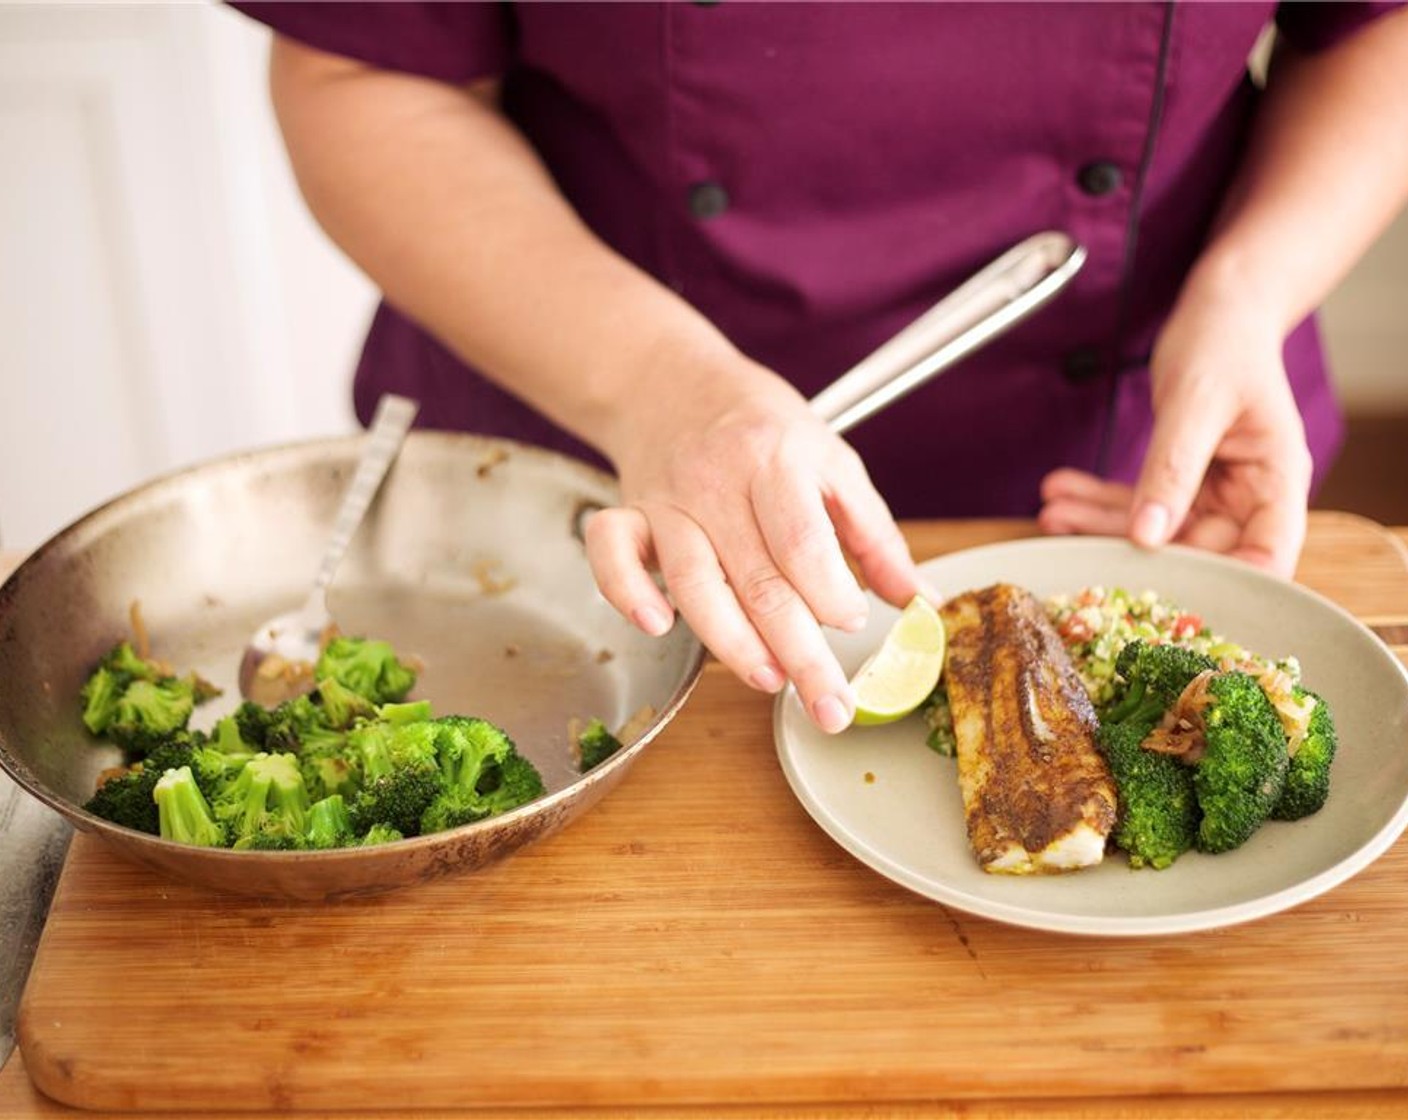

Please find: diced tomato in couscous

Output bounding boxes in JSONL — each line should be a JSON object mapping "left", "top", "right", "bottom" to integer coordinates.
{"left": 1043, "top": 585, "right": 1297, "bottom": 708}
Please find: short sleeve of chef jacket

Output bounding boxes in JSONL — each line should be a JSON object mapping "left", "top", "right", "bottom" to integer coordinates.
{"left": 226, "top": 2, "right": 512, "bottom": 84}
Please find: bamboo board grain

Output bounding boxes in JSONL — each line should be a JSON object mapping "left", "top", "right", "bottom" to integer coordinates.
{"left": 14, "top": 515, "right": 1408, "bottom": 1114}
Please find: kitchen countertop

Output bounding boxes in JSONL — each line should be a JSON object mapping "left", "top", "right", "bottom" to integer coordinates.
{"left": 1, "top": 513, "right": 1407, "bottom": 1118}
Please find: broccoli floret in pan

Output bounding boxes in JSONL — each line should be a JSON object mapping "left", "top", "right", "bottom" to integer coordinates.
{"left": 299, "top": 734, "right": 360, "bottom": 802}
{"left": 154, "top": 766, "right": 227, "bottom": 848}
{"left": 212, "top": 752, "right": 312, "bottom": 851}
{"left": 78, "top": 630, "right": 546, "bottom": 853}
{"left": 259, "top": 694, "right": 331, "bottom": 755}
{"left": 107, "top": 678, "right": 202, "bottom": 755}
{"left": 422, "top": 750, "right": 545, "bottom": 834}
{"left": 574, "top": 718, "right": 624, "bottom": 773}
{"left": 313, "top": 677, "right": 377, "bottom": 731}
{"left": 315, "top": 637, "right": 417, "bottom": 705}
{"left": 359, "top": 823, "right": 405, "bottom": 846}
{"left": 346, "top": 718, "right": 442, "bottom": 837}
{"left": 305, "top": 794, "right": 356, "bottom": 850}
{"left": 84, "top": 763, "right": 163, "bottom": 835}
{"left": 79, "top": 641, "right": 220, "bottom": 756}
{"left": 419, "top": 716, "right": 544, "bottom": 834}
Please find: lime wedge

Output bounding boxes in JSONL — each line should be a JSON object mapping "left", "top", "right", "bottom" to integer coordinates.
{"left": 850, "top": 595, "right": 946, "bottom": 726}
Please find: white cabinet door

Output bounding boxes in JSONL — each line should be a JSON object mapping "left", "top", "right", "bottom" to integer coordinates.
{"left": 0, "top": 3, "right": 375, "bottom": 551}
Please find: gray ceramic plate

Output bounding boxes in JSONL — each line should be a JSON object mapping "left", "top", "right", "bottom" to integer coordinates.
{"left": 775, "top": 537, "right": 1408, "bottom": 936}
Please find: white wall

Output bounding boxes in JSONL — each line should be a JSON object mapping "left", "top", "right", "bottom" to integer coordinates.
{"left": 195, "top": 3, "right": 375, "bottom": 440}
{"left": 0, "top": 4, "right": 1405, "bottom": 553}
{"left": 1321, "top": 209, "right": 1408, "bottom": 416}
{"left": 0, "top": 2, "right": 373, "bottom": 552}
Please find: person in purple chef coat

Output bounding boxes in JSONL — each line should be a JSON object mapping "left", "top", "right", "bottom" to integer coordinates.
{"left": 231, "top": 1, "right": 1408, "bottom": 734}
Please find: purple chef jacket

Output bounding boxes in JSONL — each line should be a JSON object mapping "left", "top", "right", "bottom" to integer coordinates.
{"left": 232, "top": 1, "right": 1402, "bottom": 518}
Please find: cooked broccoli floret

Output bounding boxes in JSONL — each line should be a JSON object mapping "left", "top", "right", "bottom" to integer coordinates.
{"left": 232, "top": 700, "right": 276, "bottom": 749}
{"left": 212, "top": 751, "right": 311, "bottom": 850}
{"left": 1105, "top": 641, "right": 1218, "bottom": 723}
{"left": 1094, "top": 641, "right": 1213, "bottom": 869}
{"left": 105, "top": 642, "right": 166, "bottom": 680}
{"left": 353, "top": 717, "right": 440, "bottom": 776}
{"left": 346, "top": 719, "right": 442, "bottom": 836}
{"left": 359, "top": 823, "right": 405, "bottom": 846}
{"left": 239, "top": 829, "right": 307, "bottom": 851}
{"left": 434, "top": 716, "right": 513, "bottom": 788}
{"left": 315, "top": 637, "right": 417, "bottom": 705}
{"left": 79, "top": 642, "right": 220, "bottom": 755}
{"left": 84, "top": 763, "right": 163, "bottom": 834}
{"left": 313, "top": 677, "right": 377, "bottom": 730}
{"left": 261, "top": 694, "right": 331, "bottom": 754}
{"left": 1194, "top": 671, "right": 1289, "bottom": 853}
{"left": 209, "top": 715, "right": 260, "bottom": 760}
{"left": 127, "top": 733, "right": 236, "bottom": 803}
{"left": 105, "top": 678, "right": 200, "bottom": 754}
{"left": 421, "top": 717, "right": 544, "bottom": 834}
{"left": 80, "top": 666, "right": 126, "bottom": 736}
{"left": 418, "top": 792, "right": 476, "bottom": 835}
{"left": 76, "top": 632, "right": 543, "bottom": 853}
{"left": 575, "top": 719, "right": 623, "bottom": 772}
{"left": 238, "top": 691, "right": 353, "bottom": 754}
{"left": 189, "top": 748, "right": 250, "bottom": 802}
{"left": 480, "top": 751, "right": 545, "bottom": 812}
{"left": 1098, "top": 718, "right": 1200, "bottom": 870}
{"left": 153, "top": 766, "right": 227, "bottom": 847}
{"left": 305, "top": 794, "right": 355, "bottom": 849}
{"left": 138, "top": 730, "right": 204, "bottom": 769}
{"left": 421, "top": 753, "right": 546, "bottom": 833}
{"left": 378, "top": 699, "right": 433, "bottom": 725}
{"left": 1271, "top": 686, "right": 1337, "bottom": 821}
{"left": 299, "top": 732, "right": 360, "bottom": 801}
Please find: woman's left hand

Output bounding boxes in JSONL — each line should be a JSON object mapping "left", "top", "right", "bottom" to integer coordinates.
{"left": 1036, "top": 283, "right": 1313, "bottom": 579}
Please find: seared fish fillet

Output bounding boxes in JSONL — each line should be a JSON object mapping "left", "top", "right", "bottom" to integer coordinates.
{"left": 940, "top": 583, "right": 1116, "bottom": 874}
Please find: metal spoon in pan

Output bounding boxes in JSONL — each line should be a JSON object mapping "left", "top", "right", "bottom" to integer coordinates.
{"left": 237, "top": 393, "right": 419, "bottom": 704}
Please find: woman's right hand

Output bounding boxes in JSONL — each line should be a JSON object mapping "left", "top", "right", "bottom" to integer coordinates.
{"left": 583, "top": 353, "right": 923, "bottom": 735}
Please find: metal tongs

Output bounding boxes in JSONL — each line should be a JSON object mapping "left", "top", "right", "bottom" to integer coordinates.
{"left": 809, "top": 231, "right": 1086, "bottom": 433}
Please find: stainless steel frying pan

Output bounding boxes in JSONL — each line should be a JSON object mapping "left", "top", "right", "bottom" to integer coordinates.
{"left": 0, "top": 435, "right": 703, "bottom": 900}
{"left": 0, "top": 232, "right": 1082, "bottom": 902}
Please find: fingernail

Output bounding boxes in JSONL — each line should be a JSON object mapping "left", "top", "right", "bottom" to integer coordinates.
{"left": 839, "top": 611, "right": 869, "bottom": 633}
{"left": 633, "top": 606, "right": 673, "bottom": 636}
{"left": 917, "top": 579, "right": 944, "bottom": 605}
{"left": 749, "top": 664, "right": 785, "bottom": 693}
{"left": 812, "top": 694, "right": 852, "bottom": 734}
{"left": 1131, "top": 501, "right": 1170, "bottom": 548}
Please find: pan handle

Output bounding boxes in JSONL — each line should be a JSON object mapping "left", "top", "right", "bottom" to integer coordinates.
{"left": 808, "top": 231, "right": 1086, "bottom": 435}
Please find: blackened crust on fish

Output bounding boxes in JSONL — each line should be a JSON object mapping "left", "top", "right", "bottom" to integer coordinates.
{"left": 940, "top": 584, "right": 1117, "bottom": 871}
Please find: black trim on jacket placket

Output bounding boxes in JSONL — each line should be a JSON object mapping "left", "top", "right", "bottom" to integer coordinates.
{"left": 1094, "top": 1, "right": 1177, "bottom": 477}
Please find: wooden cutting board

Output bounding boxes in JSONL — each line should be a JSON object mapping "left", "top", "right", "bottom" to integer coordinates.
{"left": 15, "top": 514, "right": 1408, "bottom": 1113}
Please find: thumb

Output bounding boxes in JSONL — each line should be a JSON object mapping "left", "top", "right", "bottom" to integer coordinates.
{"left": 1130, "top": 385, "right": 1228, "bottom": 549}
